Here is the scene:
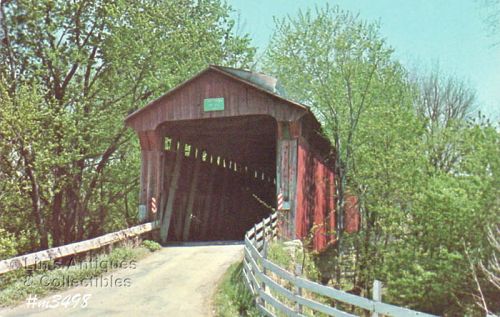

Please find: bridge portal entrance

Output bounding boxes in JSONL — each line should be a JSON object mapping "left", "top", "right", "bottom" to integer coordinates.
{"left": 159, "top": 115, "right": 276, "bottom": 241}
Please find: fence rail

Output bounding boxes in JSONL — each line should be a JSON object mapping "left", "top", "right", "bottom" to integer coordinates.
{"left": 243, "top": 213, "right": 437, "bottom": 317}
{"left": 0, "top": 221, "right": 159, "bottom": 275}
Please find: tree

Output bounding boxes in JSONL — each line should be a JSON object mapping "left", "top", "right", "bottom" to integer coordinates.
{"left": 0, "top": 81, "right": 55, "bottom": 251}
{"left": 0, "top": 0, "right": 255, "bottom": 251}
{"left": 478, "top": 225, "right": 500, "bottom": 313}
{"left": 412, "top": 67, "right": 478, "bottom": 172}
{"left": 264, "top": 4, "right": 499, "bottom": 315}
{"left": 263, "top": 4, "right": 414, "bottom": 285}
{"left": 414, "top": 68, "right": 476, "bottom": 127}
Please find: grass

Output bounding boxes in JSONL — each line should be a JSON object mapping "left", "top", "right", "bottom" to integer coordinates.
{"left": 212, "top": 261, "right": 259, "bottom": 317}
{"left": 141, "top": 240, "right": 162, "bottom": 252}
{"left": 267, "top": 241, "right": 319, "bottom": 281}
{"left": 0, "top": 240, "right": 160, "bottom": 307}
{"left": 212, "top": 244, "right": 326, "bottom": 317}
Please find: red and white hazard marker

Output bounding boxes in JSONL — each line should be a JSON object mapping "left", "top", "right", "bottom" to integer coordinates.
{"left": 151, "top": 197, "right": 157, "bottom": 214}
{"left": 277, "top": 192, "right": 284, "bottom": 210}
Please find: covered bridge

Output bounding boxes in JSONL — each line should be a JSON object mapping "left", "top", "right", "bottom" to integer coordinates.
{"left": 125, "top": 65, "right": 357, "bottom": 250}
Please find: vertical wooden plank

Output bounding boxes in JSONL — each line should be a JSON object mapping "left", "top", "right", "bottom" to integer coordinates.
{"left": 276, "top": 137, "right": 284, "bottom": 237}
{"left": 146, "top": 150, "right": 154, "bottom": 219}
{"left": 174, "top": 194, "right": 188, "bottom": 240}
{"left": 159, "top": 137, "right": 177, "bottom": 221}
{"left": 139, "top": 152, "right": 148, "bottom": 205}
{"left": 153, "top": 149, "right": 163, "bottom": 220}
{"left": 294, "top": 263, "right": 303, "bottom": 314}
{"left": 314, "top": 161, "right": 326, "bottom": 250}
{"left": 160, "top": 141, "right": 185, "bottom": 243}
{"left": 288, "top": 139, "right": 298, "bottom": 240}
{"left": 206, "top": 164, "right": 219, "bottom": 239}
{"left": 155, "top": 151, "right": 165, "bottom": 222}
{"left": 281, "top": 141, "right": 290, "bottom": 201}
{"left": 142, "top": 130, "right": 164, "bottom": 221}
{"left": 153, "top": 132, "right": 166, "bottom": 221}
{"left": 295, "top": 142, "right": 309, "bottom": 240}
{"left": 182, "top": 152, "right": 202, "bottom": 241}
{"left": 174, "top": 146, "right": 194, "bottom": 240}
{"left": 192, "top": 160, "right": 209, "bottom": 239}
{"left": 276, "top": 121, "right": 302, "bottom": 239}
{"left": 139, "top": 151, "right": 149, "bottom": 221}
{"left": 328, "top": 170, "right": 336, "bottom": 243}
{"left": 138, "top": 132, "right": 151, "bottom": 216}
{"left": 201, "top": 160, "right": 217, "bottom": 239}
{"left": 190, "top": 156, "right": 206, "bottom": 238}
{"left": 260, "top": 241, "right": 268, "bottom": 308}
{"left": 372, "top": 280, "right": 383, "bottom": 317}
{"left": 215, "top": 165, "right": 230, "bottom": 239}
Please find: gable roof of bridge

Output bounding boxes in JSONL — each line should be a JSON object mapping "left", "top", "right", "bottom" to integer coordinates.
{"left": 212, "top": 65, "right": 289, "bottom": 100}
{"left": 124, "top": 65, "right": 318, "bottom": 132}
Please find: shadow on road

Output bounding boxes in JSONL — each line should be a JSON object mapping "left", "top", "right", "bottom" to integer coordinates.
{"left": 163, "top": 240, "right": 244, "bottom": 247}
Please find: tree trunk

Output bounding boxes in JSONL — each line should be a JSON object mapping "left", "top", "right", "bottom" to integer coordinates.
{"left": 51, "top": 190, "right": 63, "bottom": 246}
{"left": 23, "top": 152, "right": 49, "bottom": 249}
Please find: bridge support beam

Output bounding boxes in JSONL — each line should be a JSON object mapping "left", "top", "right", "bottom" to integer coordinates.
{"left": 138, "top": 130, "right": 164, "bottom": 222}
{"left": 160, "top": 140, "right": 185, "bottom": 243}
{"left": 276, "top": 121, "right": 300, "bottom": 239}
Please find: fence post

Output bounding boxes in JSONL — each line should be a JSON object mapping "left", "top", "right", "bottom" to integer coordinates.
{"left": 253, "top": 224, "right": 257, "bottom": 244}
{"left": 372, "top": 280, "right": 382, "bottom": 317}
{"left": 294, "top": 263, "right": 303, "bottom": 314}
{"left": 263, "top": 223, "right": 267, "bottom": 250}
{"left": 260, "top": 240, "right": 268, "bottom": 309}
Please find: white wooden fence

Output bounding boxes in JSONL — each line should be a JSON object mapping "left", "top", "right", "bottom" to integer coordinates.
{"left": 0, "top": 221, "right": 159, "bottom": 275}
{"left": 243, "top": 213, "right": 437, "bottom": 317}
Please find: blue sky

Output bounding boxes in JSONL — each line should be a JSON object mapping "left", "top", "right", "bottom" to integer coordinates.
{"left": 226, "top": 0, "right": 500, "bottom": 119}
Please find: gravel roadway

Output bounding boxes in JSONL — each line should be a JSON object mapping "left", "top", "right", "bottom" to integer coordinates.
{"left": 0, "top": 242, "right": 243, "bottom": 317}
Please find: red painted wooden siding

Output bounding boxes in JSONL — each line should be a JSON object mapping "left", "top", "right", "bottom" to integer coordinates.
{"left": 296, "top": 143, "right": 336, "bottom": 251}
{"left": 126, "top": 68, "right": 306, "bottom": 132}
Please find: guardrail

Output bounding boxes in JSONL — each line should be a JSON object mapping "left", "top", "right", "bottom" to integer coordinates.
{"left": 243, "top": 213, "right": 437, "bottom": 317}
{"left": 0, "top": 221, "right": 159, "bottom": 275}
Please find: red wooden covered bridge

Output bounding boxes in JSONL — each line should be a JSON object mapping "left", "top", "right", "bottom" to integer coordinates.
{"left": 125, "top": 65, "right": 359, "bottom": 251}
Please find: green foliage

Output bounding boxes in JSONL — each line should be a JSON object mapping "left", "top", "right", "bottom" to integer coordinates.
{"left": 213, "top": 262, "right": 259, "bottom": 317}
{"left": 0, "top": 228, "right": 16, "bottom": 260}
{"left": 141, "top": 240, "right": 162, "bottom": 252}
{"left": 265, "top": 4, "right": 500, "bottom": 315}
{"left": 0, "top": 0, "right": 255, "bottom": 251}
{"left": 267, "top": 242, "right": 293, "bottom": 268}
{"left": 267, "top": 241, "right": 319, "bottom": 281}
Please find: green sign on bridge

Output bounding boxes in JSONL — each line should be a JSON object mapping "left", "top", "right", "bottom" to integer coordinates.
{"left": 203, "top": 97, "right": 225, "bottom": 112}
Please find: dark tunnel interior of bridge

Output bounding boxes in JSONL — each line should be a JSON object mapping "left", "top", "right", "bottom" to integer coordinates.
{"left": 160, "top": 115, "right": 277, "bottom": 241}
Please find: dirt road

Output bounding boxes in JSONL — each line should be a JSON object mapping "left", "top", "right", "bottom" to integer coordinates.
{"left": 0, "top": 242, "right": 243, "bottom": 317}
